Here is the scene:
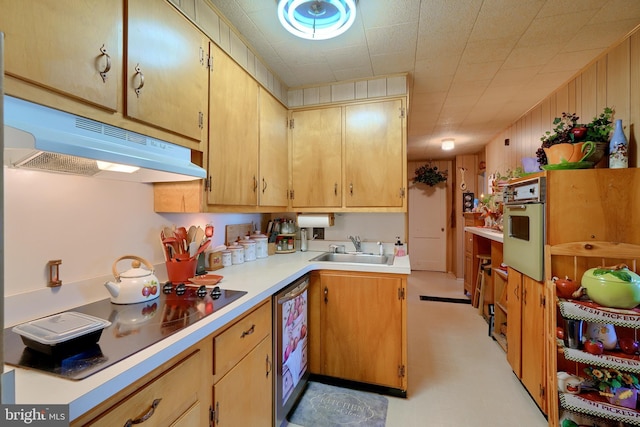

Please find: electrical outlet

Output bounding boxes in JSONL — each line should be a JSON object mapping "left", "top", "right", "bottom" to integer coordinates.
{"left": 313, "top": 227, "right": 325, "bottom": 240}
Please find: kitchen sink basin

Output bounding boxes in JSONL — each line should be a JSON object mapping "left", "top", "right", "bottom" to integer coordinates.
{"left": 309, "top": 252, "right": 395, "bottom": 266}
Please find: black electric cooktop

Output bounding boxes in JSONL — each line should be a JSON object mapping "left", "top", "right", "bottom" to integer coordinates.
{"left": 3, "top": 284, "right": 247, "bottom": 380}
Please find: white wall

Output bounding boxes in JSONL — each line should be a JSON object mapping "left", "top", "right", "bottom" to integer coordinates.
{"left": 4, "top": 167, "right": 261, "bottom": 298}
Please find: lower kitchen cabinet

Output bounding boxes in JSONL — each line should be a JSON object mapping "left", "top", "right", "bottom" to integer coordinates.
{"left": 315, "top": 271, "right": 407, "bottom": 392}
{"left": 72, "top": 346, "right": 209, "bottom": 427}
{"left": 211, "top": 299, "right": 273, "bottom": 426}
{"left": 212, "top": 337, "right": 272, "bottom": 426}
{"left": 507, "top": 267, "right": 547, "bottom": 413}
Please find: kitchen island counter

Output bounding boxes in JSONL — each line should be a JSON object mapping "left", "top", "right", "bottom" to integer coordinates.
{"left": 3, "top": 250, "right": 410, "bottom": 421}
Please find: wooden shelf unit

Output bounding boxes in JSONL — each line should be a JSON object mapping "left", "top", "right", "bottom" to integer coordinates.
{"left": 545, "top": 241, "right": 640, "bottom": 427}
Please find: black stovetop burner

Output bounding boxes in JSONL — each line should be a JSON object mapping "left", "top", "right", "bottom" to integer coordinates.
{"left": 3, "top": 284, "right": 247, "bottom": 380}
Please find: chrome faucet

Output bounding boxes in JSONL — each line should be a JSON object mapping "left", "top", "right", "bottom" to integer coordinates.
{"left": 348, "top": 235, "right": 362, "bottom": 252}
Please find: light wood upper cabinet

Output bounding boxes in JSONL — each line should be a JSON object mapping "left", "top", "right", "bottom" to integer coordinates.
{"left": 126, "top": 0, "right": 209, "bottom": 142}
{"left": 1, "top": 0, "right": 122, "bottom": 111}
{"left": 317, "top": 271, "right": 407, "bottom": 391}
{"left": 290, "top": 107, "right": 343, "bottom": 208}
{"left": 258, "top": 89, "right": 289, "bottom": 207}
{"left": 208, "top": 44, "right": 259, "bottom": 206}
{"left": 345, "top": 100, "right": 405, "bottom": 208}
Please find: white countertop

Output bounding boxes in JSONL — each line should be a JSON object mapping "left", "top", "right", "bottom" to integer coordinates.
{"left": 464, "top": 226, "right": 504, "bottom": 243}
{"left": 4, "top": 250, "right": 410, "bottom": 421}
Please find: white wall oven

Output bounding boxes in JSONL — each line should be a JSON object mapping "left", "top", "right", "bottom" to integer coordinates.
{"left": 503, "top": 177, "right": 545, "bottom": 281}
{"left": 273, "top": 273, "right": 310, "bottom": 427}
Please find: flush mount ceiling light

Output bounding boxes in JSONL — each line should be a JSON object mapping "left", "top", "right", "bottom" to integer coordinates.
{"left": 441, "top": 138, "right": 455, "bottom": 151}
{"left": 277, "top": 0, "right": 357, "bottom": 40}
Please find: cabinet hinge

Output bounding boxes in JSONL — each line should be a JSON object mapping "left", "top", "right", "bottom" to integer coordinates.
{"left": 208, "top": 54, "right": 214, "bottom": 72}
{"left": 540, "top": 384, "right": 545, "bottom": 399}
{"left": 398, "top": 365, "right": 406, "bottom": 377}
{"left": 198, "top": 112, "right": 204, "bottom": 129}
{"left": 210, "top": 402, "right": 219, "bottom": 426}
{"left": 540, "top": 294, "right": 546, "bottom": 307}
{"left": 199, "top": 47, "right": 205, "bottom": 66}
{"left": 398, "top": 287, "right": 405, "bottom": 300}
{"left": 399, "top": 107, "right": 406, "bottom": 119}
{"left": 206, "top": 176, "right": 212, "bottom": 192}
{"left": 289, "top": 189, "right": 295, "bottom": 200}
{"left": 400, "top": 187, "right": 406, "bottom": 198}
{"left": 289, "top": 118, "right": 295, "bottom": 129}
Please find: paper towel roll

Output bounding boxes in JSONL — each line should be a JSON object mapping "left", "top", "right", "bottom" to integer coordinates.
{"left": 297, "top": 213, "right": 335, "bottom": 228}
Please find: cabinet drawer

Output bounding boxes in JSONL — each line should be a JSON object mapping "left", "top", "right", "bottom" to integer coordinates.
{"left": 214, "top": 300, "right": 271, "bottom": 380}
{"left": 465, "top": 232, "right": 473, "bottom": 254}
{"left": 87, "top": 350, "right": 201, "bottom": 427}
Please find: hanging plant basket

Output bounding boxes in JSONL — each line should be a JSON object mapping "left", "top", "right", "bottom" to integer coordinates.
{"left": 414, "top": 164, "right": 448, "bottom": 187}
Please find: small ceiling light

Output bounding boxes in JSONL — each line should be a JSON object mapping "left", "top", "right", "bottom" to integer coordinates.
{"left": 441, "top": 139, "right": 455, "bottom": 151}
{"left": 277, "top": 0, "right": 357, "bottom": 40}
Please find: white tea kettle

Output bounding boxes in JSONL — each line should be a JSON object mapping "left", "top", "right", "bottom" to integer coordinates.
{"left": 104, "top": 255, "right": 160, "bottom": 304}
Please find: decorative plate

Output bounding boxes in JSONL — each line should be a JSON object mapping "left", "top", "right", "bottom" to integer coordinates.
{"left": 541, "top": 161, "right": 594, "bottom": 170}
{"left": 188, "top": 274, "right": 223, "bottom": 286}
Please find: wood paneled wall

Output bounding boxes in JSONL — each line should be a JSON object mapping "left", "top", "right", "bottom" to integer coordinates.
{"left": 485, "top": 28, "right": 640, "bottom": 174}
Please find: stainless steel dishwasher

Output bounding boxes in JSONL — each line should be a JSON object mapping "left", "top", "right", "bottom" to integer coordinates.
{"left": 273, "top": 273, "right": 310, "bottom": 427}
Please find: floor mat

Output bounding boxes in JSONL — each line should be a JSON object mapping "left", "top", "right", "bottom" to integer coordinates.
{"left": 419, "top": 295, "right": 471, "bottom": 304}
{"left": 289, "top": 381, "right": 388, "bottom": 427}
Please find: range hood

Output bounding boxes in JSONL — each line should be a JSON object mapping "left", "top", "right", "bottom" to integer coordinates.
{"left": 3, "top": 95, "right": 206, "bottom": 182}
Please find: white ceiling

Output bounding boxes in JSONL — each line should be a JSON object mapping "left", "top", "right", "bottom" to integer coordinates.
{"left": 208, "top": 0, "right": 640, "bottom": 161}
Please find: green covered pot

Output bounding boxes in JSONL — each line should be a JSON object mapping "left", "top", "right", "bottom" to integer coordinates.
{"left": 581, "top": 265, "right": 640, "bottom": 309}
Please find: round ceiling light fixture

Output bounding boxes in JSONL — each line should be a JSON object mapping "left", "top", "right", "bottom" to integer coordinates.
{"left": 441, "top": 138, "right": 455, "bottom": 151}
{"left": 277, "top": 0, "right": 357, "bottom": 40}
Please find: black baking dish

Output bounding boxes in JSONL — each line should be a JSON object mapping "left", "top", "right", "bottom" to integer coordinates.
{"left": 12, "top": 312, "right": 111, "bottom": 357}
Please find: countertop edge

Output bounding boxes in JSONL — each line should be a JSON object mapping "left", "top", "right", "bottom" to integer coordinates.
{"left": 464, "top": 226, "right": 504, "bottom": 243}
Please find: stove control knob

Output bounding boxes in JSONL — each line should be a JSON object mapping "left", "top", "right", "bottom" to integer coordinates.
{"left": 175, "top": 283, "right": 186, "bottom": 296}
{"left": 162, "top": 282, "right": 173, "bottom": 294}
{"left": 210, "top": 286, "right": 222, "bottom": 300}
{"left": 196, "top": 285, "right": 207, "bottom": 298}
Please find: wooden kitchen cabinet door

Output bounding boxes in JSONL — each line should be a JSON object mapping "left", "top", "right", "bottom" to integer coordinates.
{"left": 258, "top": 89, "right": 289, "bottom": 207}
{"left": 345, "top": 100, "right": 405, "bottom": 208}
{"left": 212, "top": 336, "right": 272, "bottom": 427}
{"left": 126, "top": 0, "right": 208, "bottom": 143}
{"left": 319, "top": 271, "right": 406, "bottom": 390}
{"left": 506, "top": 268, "right": 522, "bottom": 377}
{"left": 290, "top": 107, "right": 342, "bottom": 208}
{"left": 208, "top": 43, "right": 259, "bottom": 206}
{"left": 521, "top": 275, "right": 546, "bottom": 412}
{"left": 1, "top": 0, "right": 122, "bottom": 111}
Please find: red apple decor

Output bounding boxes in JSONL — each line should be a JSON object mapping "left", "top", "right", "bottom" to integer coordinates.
{"left": 583, "top": 340, "right": 604, "bottom": 355}
{"left": 618, "top": 338, "right": 640, "bottom": 355}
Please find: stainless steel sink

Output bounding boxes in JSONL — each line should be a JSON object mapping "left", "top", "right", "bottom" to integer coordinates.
{"left": 309, "top": 252, "right": 395, "bottom": 266}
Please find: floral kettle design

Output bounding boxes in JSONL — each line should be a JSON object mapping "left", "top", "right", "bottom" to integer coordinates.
{"left": 104, "top": 255, "right": 160, "bottom": 304}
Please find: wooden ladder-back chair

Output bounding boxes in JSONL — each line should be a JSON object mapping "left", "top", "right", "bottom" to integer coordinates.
{"left": 544, "top": 241, "right": 640, "bottom": 427}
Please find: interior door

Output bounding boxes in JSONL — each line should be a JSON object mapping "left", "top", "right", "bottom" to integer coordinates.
{"left": 409, "top": 180, "right": 447, "bottom": 271}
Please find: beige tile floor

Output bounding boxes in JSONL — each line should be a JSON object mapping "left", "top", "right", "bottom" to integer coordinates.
{"left": 289, "top": 270, "right": 549, "bottom": 427}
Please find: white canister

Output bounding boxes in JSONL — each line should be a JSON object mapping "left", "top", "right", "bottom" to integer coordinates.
{"left": 229, "top": 245, "right": 244, "bottom": 264}
{"left": 251, "top": 233, "right": 268, "bottom": 258}
{"left": 240, "top": 238, "right": 256, "bottom": 261}
{"left": 221, "top": 250, "right": 232, "bottom": 267}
